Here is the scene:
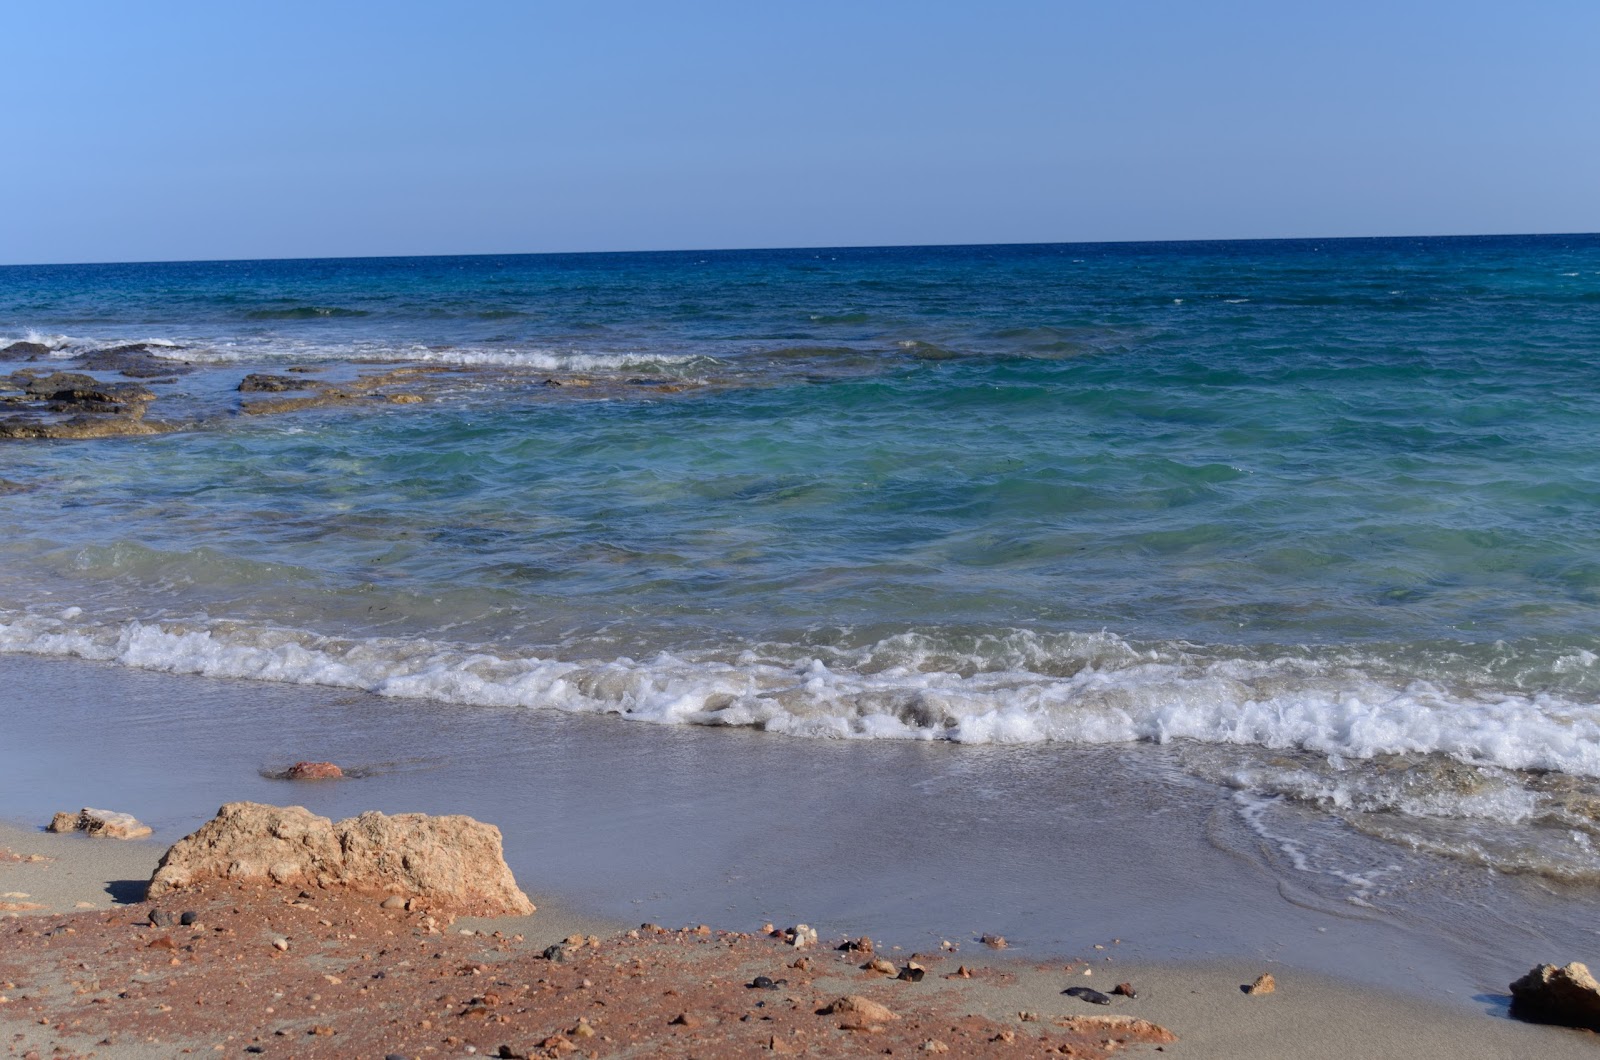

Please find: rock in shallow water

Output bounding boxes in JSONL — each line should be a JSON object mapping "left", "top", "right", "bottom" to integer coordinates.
{"left": 1509, "top": 962, "right": 1600, "bottom": 1031}
{"left": 47, "top": 808, "right": 152, "bottom": 840}
{"left": 284, "top": 760, "right": 344, "bottom": 780}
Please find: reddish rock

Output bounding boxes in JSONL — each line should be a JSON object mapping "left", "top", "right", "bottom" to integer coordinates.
{"left": 285, "top": 761, "right": 344, "bottom": 780}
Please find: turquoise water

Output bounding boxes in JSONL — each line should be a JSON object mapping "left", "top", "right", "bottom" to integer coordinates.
{"left": 5, "top": 236, "right": 1600, "bottom": 876}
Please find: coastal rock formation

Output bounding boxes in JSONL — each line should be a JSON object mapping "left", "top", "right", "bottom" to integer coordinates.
{"left": 1509, "top": 962, "right": 1600, "bottom": 1031}
{"left": 1, "top": 340, "right": 51, "bottom": 358}
{"left": 238, "top": 373, "right": 312, "bottom": 392}
{"left": 47, "top": 808, "right": 153, "bottom": 840}
{"left": 146, "top": 801, "right": 535, "bottom": 917}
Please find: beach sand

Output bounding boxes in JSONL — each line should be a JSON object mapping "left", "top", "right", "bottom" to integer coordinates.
{"left": 3, "top": 822, "right": 1597, "bottom": 1058}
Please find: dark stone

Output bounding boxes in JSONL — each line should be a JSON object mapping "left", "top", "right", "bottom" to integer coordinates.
{"left": 148, "top": 909, "right": 173, "bottom": 928}
{"left": 542, "top": 943, "right": 567, "bottom": 962}
{"left": 1, "top": 341, "right": 50, "bottom": 358}
{"left": 541, "top": 378, "right": 562, "bottom": 387}
{"left": 238, "top": 373, "right": 313, "bottom": 393}
{"left": 748, "top": 976, "right": 779, "bottom": 990}
{"left": 47, "top": 382, "right": 156, "bottom": 408}
{"left": 1064, "top": 986, "right": 1113, "bottom": 1005}
{"left": 22, "top": 372, "right": 99, "bottom": 397}
{"left": 1112, "top": 981, "right": 1138, "bottom": 998}
{"left": 179, "top": 910, "right": 199, "bottom": 926}
{"left": 897, "top": 966, "right": 925, "bottom": 982}
{"left": 75, "top": 348, "right": 193, "bottom": 377}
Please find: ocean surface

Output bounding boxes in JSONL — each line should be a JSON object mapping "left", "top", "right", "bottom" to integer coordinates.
{"left": 5, "top": 235, "right": 1600, "bottom": 889}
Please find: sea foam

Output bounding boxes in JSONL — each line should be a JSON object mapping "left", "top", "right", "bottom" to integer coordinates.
{"left": 2, "top": 609, "right": 1596, "bottom": 779}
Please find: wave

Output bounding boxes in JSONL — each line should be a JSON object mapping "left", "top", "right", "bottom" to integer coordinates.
{"left": 143, "top": 341, "right": 717, "bottom": 373}
{"left": 2, "top": 610, "right": 1595, "bottom": 769}
{"left": 5, "top": 609, "right": 1600, "bottom": 876}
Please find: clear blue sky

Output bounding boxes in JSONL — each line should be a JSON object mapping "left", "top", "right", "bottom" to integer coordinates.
{"left": 3, "top": 1, "right": 1595, "bottom": 263}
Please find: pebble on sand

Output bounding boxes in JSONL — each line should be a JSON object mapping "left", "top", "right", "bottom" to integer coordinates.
{"left": 1244, "top": 973, "right": 1276, "bottom": 995}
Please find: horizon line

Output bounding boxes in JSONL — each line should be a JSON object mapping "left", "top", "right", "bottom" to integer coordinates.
{"left": 3, "top": 229, "right": 1597, "bottom": 271}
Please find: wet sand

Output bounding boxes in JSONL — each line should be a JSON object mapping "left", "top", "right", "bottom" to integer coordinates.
{"left": 3, "top": 653, "right": 1600, "bottom": 1056}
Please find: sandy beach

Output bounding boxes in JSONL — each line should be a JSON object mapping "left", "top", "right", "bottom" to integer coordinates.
{"left": 4, "top": 819, "right": 1598, "bottom": 1059}
{"left": 4, "top": 654, "right": 1599, "bottom": 1058}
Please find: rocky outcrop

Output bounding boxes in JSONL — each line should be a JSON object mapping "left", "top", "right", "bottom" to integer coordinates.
{"left": 1510, "top": 962, "right": 1600, "bottom": 1031}
{"left": 1, "top": 341, "right": 51, "bottom": 358}
{"left": 48, "top": 807, "right": 153, "bottom": 839}
{"left": 146, "top": 802, "right": 535, "bottom": 917}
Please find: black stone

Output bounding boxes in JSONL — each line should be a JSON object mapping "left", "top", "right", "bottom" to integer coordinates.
{"left": 179, "top": 911, "right": 199, "bottom": 926}
{"left": 1064, "top": 986, "right": 1113, "bottom": 1005}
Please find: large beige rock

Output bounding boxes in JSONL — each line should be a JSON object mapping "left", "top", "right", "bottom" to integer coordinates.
{"left": 146, "top": 802, "right": 534, "bottom": 916}
{"left": 1510, "top": 962, "right": 1600, "bottom": 1031}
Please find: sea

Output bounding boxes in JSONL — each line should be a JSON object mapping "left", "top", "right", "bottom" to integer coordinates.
{"left": 4, "top": 235, "right": 1600, "bottom": 953}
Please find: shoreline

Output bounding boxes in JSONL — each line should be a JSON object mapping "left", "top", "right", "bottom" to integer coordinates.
{"left": 4, "top": 654, "right": 1600, "bottom": 1054}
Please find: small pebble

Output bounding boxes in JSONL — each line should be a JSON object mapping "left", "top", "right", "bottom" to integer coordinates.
{"left": 271, "top": 937, "right": 289, "bottom": 952}
{"left": 180, "top": 911, "right": 199, "bottom": 926}
{"left": 1244, "top": 973, "right": 1277, "bottom": 996}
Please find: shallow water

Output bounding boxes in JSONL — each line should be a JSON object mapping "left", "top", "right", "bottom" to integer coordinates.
{"left": 4, "top": 236, "right": 1600, "bottom": 882}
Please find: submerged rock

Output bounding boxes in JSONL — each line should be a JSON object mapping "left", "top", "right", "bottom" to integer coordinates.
{"left": 20, "top": 371, "right": 100, "bottom": 397}
{"left": 238, "top": 373, "right": 314, "bottom": 393}
{"left": 1509, "top": 962, "right": 1600, "bottom": 1031}
{"left": 75, "top": 347, "right": 193, "bottom": 377}
{"left": 47, "top": 807, "right": 153, "bottom": 840}
{"left": 146, "top": 801, "right": 536, "bottom": 917}
{"left": 284, "top": 761, "right": 345, "bottom": 780}
{"left": 0, "top": 414, "right": 166, "bottom": 439}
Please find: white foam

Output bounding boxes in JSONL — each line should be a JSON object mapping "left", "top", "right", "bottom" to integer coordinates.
{"left": 152, "top": 340, "right": 711, "bottom": 372}
{"left": 2, "top": 611, "right": 1599, "bottom": 780}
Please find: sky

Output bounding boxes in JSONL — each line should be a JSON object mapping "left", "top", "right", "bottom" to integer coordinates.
{"left": 2, "top": 1, "right": 1597, "bottom": 264}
